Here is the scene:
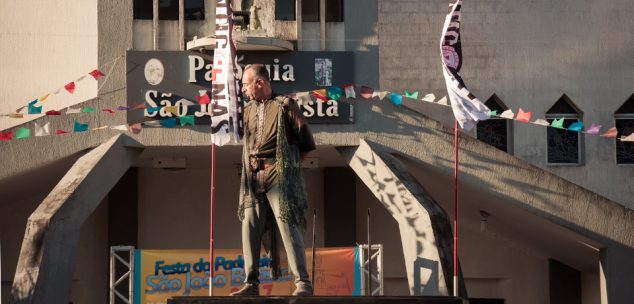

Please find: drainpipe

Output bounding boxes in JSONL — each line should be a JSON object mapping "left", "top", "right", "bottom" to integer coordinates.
{"left": 296, "top": 0, "right": 302, "bottom": 51}
{"left": 179, "top": 0, "right": 185, "bottom": 50}
{"left": 320, "top": 0, "right": 325, "bottom": 51}
{"left": 153, "top": 0, "right": 159, "bottom": 50}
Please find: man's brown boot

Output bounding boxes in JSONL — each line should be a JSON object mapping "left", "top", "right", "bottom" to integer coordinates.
{"left": 229, "top": 283, "right": 259, "bottom": 296}
{"left": 292, "top": 283, "right": 313, "bottom": 296}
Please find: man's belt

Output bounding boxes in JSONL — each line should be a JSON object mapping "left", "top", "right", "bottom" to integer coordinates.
{"left": 249, "top": 156, "right": 276, "bottom": 172}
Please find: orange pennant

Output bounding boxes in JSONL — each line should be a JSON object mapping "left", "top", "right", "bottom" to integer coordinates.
{"left": 515, "top": 108, "right": 532, "bottom": 122}
{"left": 601, "top": 127, "right": 618, "bottom": 138}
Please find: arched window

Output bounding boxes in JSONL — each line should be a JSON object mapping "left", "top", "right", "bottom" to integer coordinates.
{"left": 476, "top": 94, "right": 512, "bottom": 153}
{"left": 615, "top": 94, "right": 634, "bottom": 164}
{"left": 546, "top": 94, "right": 583, "bottom": 165}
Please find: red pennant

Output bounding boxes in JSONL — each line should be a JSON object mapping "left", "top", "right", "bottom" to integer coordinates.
{"left": 132, "top": 102, "right": 146, "bottom": 109}
{"left": 601, "top": 127, "right": 618, "bottom": 138}
{"left": 102, "top": 108, "right": 115, "bottom": 114}
{"left": 15, "top": 106, "right": 26, "bottom": 113}
{"left": 0, "top": 131, "right": 13, "bottom": 141}
{"left": 515, "top": 108, "right": 532, "bottom": 122}
{"left": 56, "top": 129, "right": 68, "bottom": 135}
{"left": 89, "top": 69, "right": 105, "bottom": 80}
{"left": 196, "top": 92, "right": 211, "bottom": 105}
{"left": 45, "top": 110, "right": 62, "bottom": 116}
{"left": 360, "top": 86, "right": 374, "bottom": 99}
{"left": 64, "top": 82, "right": 76, "bottom": 94}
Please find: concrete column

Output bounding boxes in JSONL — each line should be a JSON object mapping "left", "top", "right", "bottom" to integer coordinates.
{"left": 337, "top": 139, "right": 466, "bottom": 297}
{"left": 599, "top": 245, "right": 634, "bottom": 304}
{"left": 10, "top": 135, "right": 143, "bottom": 304}
{"left": 153, "top": 0, "right": 159, "bottom": 50}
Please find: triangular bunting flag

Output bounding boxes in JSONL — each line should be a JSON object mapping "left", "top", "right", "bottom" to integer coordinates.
{"left": 601, "top": 127, "right": 618, "bottom": 138}
{"left": 116, "top": 106, "right": 130, "bottom": 111}
{"left": 164, "top": 106, "right": 179, "bottom": 116}
{"left": 568, "top": 121, "right": 584, "bottom": 132}
{"left": 585, "top": 123, "right": 602, "bottom": 135}
{"left": 0, "top": 131, "right": 13, "bottom": 141}
{"left": 180, "top": 115, "right": 195, "bottom": 126}
{"left": 311, "top": 89, "right": 328, "bottom": 102}
{"left": 421, "top": 93, "right": 435, "bottom": 103}
{"left": 9, "top": 113, "right": 24, "bottom": 118}
{"left": 28, "top": 103, "right": 42, "bottom": 114}
{"left": 102, "top": 108, "right": 116, "bottom": 114}
{"left": 73, "top": 120, "right": 89, "bottom": 132}
{"left": 128, "top": 123, "right": 143, "bottom": 134}
{"left": 196, "top": 92, "right": 211, "bottom": 105}
{"left": 621, "top": 133, "right": 634, "bottom": 142}
{"left": 389, "top": 92, "right": 403, "bottom": 105}
{"left": 360, "top": 86, "right": 374, "bottom": 99}
{"left": 64, "top": 82, "right": 76, "bottom": 94}
{"left": 35, "top": 122, "right": 50, "bottom": 136}
{"left": 373, "top": 91, "right": 388, "bottom": 100}
{"left": 532, "top": 119, "right": 550, "bottom": 126}
{"left": 404, "top": 90, "right": 419, "bottom": 99}
{"left": 133, "top": 102, "right": 146, "bottom": 110}
{"left": 160, "top": 118, "right": 177, "bottom": 128}
{"left": 82, "top": 107, "right": 95, "bottom": 113}
{"left": 515, "top": 108, "right": 532, "bottom": 122}
{"left": 500, "top": 110, "right": 515, "bottom": 119}
{"left": 111, "top": 125, "right": 128, "bottom": 131}
{"left": 16, "top": 128, "right": 31, "bottom": 139}
{"left": 295, "top": 92, "right": 311, "bottom": 104}
{"left": 327, "top": 86, "right": 343, "bottom": 101}
{"left": 437, "top": 96, "right": 449, "bottom": 106}
{"left": 66, "top": 107, "right": 81, "bottom": 114}
{"left": 92, "top": 126, "right": 109, "bottom": 131}
{"left": 53, "top": 88, "right": 61, "bottom": 95}
{"left": 15, "top": 106, "right": 26, "bottom": 113}
{"left": 343, "top": 84, "right": 356, "bottom": 99}
{"left": 55, "top": 129, "right": 68, "bottom": 135}
{"left": 45, "top": 110, "right": 62, "bottom": 116}
{"left": 490, "top": 110, "right": 498, "bottom": 117}
{"left": 550, "top": 117, "right": 565, "bottom": 129}
{"left": 39, "top": 94, "right": 50, "bottom": 102}
{"left": 147, "top": 107, "right": 160, "bottom": 114}
{"left": 89, "top": 69, "right": 105, "bottom": 80}
{"left": 76, "top": 75, "right": 87, "bottom": 82}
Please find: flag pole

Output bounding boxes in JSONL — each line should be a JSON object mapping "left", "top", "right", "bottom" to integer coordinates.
{"left": 209, "top": 142, "right": 216, "bottom": 296}
{"left": 453, "top": 120, "right": 459, "bottom": 297}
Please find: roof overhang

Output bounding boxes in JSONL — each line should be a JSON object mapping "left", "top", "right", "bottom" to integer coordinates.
{"left": 186, "top": 35, "right": 294, "bottom": 52}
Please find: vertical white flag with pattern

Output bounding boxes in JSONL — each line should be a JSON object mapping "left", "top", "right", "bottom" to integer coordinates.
{"left": 440, "top": 0, "right": 490, "bottom": 130}
{"left": 211, "top": 0, "right": 243, "bottom": 145}
{"left": 34, "top": 122, "right": 50, "bottom": 136}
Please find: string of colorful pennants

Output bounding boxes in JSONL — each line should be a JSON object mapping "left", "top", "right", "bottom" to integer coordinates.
{"left": 1, "top": 84, "right": 633, "bottom": 142}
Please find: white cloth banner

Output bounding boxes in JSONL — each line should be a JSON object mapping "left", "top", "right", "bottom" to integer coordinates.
{"left": 211, "top": 0, "right": 243, "bottom": 146}
{"left": 440, "top": 0, "right": 490, "bottom": 130}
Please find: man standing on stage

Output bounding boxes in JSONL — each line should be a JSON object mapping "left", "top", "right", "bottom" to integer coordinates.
{"left": 230, "top": 64, "right": 315, "bottom": 296}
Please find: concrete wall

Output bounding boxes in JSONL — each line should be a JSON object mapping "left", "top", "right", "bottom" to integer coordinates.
{"left": 137, "top": 167, "right": 325, "bottom": 250}
{"left": 378, "top": 0, "right": 634, "bottom": 209}
{"left": 0, "top": 0, "right": 98, "bottom": 131}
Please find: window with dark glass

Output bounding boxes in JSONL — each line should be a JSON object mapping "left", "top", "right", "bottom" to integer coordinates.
{"left": 476, "top": 94, "right": 511, "bottom": 153}
{"left": 276, "top": 0, "right": 296, "bottom": 20}
{"left": 134, "top": 0, "right": 205, "bottom": 20}
{"left": 546, "top": 95, "right": 583, "bottom": 164}
{"left": 615, "top": 94, "right": 634, "bottom": 164}
{"left": 301, "top": 0, "right": 344, "bottom": 22}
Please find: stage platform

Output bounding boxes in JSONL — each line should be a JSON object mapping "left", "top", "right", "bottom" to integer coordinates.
{"left": 168, "top": 296, "right": 466, "bottom": 304}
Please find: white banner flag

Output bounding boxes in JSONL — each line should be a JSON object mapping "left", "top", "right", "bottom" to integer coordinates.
{"left": 211, "top": 0, "right": 243, "bottom": 145}
{"left": 440, "top": 0, "right": 490, "bottom": 130}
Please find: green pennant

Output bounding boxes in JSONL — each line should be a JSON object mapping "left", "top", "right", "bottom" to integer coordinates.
{"left": 82, "top": 107, "right": 95, "bottom": 113}
{"left": 551, "top": 117, "right": 565, "bottom": 129}
{"left": 16, "top": 127, "right": 30, "bottom": 139}
{"left": 180, "top": 115, "right": 195, "bottom": 126}
{"left": 490, "top": 110, "right": 498, "bottom": 117}
{"left": 404, "top": 90, "right": 419, "bottom": 99}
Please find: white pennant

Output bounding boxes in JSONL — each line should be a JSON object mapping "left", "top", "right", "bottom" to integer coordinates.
{"left": 66, "top": 107, "right": 81, "bottom": 114}
{"left": 344, "top": 85, "right": 356, "bottom": 99}
{"left": 621, "top": 133, "right": 634, "bottom": 142}
{"left": 111, "top": 125, "right": 128, "bottom": 131}
{"left": 499, "top": 110, "right": 515, "bottom": 119}
{"left": 532, "top": 119, "right": 550, "bottom": 126}
{"left": 34, "top": 122, "right": 50, "bottom": 136}
{"left": 421, "top": 93, "right": 436, "bottom": 103}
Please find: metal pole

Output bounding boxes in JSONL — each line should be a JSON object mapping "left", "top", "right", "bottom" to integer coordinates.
{"left": 296, "top": 0, "right": 302, "bottom": 50}
{"left": 129, "top": 248, "right": 135, "bottom": 304}
{"left": 178, "top": 0, "right": 185, "bottom": 50}
{"left": 319, "top": 0, "right": 326, "bottom": 51}
{"left": 453, "top": 120, "right": 459, "bottom": 297}
{"left": 209, "top": 143, "right": 216, "bottom": 296}
{"left": 367, "top": 208, "right": 371, "bottom": 296}
{"left": 153, "top": 0, "right": 159, "bottom": 50}
{"left": 109, "top": 247, "right": 115, "bottom": 304}
{"left": 311, "top": 208, "right": 317, "bottom": 289}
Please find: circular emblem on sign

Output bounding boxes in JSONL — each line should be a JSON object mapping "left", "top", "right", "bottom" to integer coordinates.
{"left": 442, "top": 46, "right": 460, "bottom": 69}
{"left": 144, "top": 58, "right": 164, "bottom": 85}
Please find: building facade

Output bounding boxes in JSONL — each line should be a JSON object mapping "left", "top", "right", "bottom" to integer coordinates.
{"left": 0, "top": 0, "right": 633, "bottom": 303}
